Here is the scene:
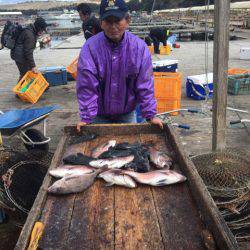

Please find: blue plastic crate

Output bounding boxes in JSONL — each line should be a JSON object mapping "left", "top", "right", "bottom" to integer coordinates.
{"left": 39, "top": 66, "right": 67, "bottom": 87}
{"left": 186, "top": 73, "right": 213, "bottom": 100}
{"left": 153, "top": 59, "right": 178, "bottom": 73}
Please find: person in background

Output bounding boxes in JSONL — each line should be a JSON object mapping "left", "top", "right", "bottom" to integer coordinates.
{"left": 147, "top": 27, "right": 170, "bottom": 54}
{"left": 11, "top": 17, "right": 48, "bottom": 80}
{"left": 77, "top": 3, "right": 102, "bottom": 40}
{"left": 76, "top": 0, "right": 163, "bottom": 132}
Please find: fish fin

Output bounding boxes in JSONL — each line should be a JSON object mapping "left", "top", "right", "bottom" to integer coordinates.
{"left": 111, "top": 169, "right": 122, "bottom": 175}
{"left": 155, "top": 179, "right": 168, "bottom": 186}
{"left": 100, "top": 165, "right": 109, "bottom": 172}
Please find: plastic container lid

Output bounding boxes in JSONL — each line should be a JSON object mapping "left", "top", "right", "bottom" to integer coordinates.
{"left": 152, "top": 59, "right": 179, "bottom": 68}
{"left": 39, "top": 66, "right": 66, "bottom": 73}
{"left": 187, "top": 73, "right": 213, "bottom": 86}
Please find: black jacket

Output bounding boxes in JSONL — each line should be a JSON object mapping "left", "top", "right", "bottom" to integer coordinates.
{"left": 11, "top": 24, "right": 37, "bottom": 68}
{"left": 149, "top": 28, "right": 168, "bottom": 43}
{"left": 82, "top": 16, "right": 102, "bottom": 40}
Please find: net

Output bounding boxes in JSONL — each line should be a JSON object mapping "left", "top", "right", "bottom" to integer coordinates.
{"left": 192, "top": 148, "right": 250, "bottom": 242}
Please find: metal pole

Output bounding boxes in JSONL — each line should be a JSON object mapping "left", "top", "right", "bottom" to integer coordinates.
{"left": 212, "top": 0, "right": 230, "bottom": 151}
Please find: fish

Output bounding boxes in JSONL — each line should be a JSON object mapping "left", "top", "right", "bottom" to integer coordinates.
{"left": 99, "top": 142, "right": 149, "bottom": 159}
{"left": 98, "top": 148, "right": 133, "bottom": 159}
{"left": 122, "top": 170, "right": 187, "bottom": 186}
{"left": 90, "top": 155, "right": 134, "bottom": 169}
{"left": 69, "top": 133, "right": 98, "bottom": 145}
{"left": 149, "top": 147, "right": 173, "bottom": 169}
{"left": 48, "top": 167, "right": 106, "bottom": 195}
{"left": 49, "top": 165, "right": 95, "bottom": 178}
{"left": 63, "top": 153, "right": 96, "bottom": 166}
{"left": 99, "top": 169, "right": 137, "bottom": 188}
{"left": 63, "top": 144, "right": 85, "bottom": 159}
{"left": 91, "top": 140, "right": 116, "bottom": 158}
{"left": 114, "top": 142, "right": 141, "bottom": 150}
{"left": 125, "top": 152, "right": 150, "bottom": 173}
{"left": 125, "top": 147, "right": 151, "bottom": 173}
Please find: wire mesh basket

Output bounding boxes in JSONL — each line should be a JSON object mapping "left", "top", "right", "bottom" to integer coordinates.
{"left": 192, "top": 148, "right": 250, "bottom": 242}
{"left": 0, "top": 148, "right": 53, "bottom": 219}
{"left": 192, "top": 149, "right": 250, "bottom": 199}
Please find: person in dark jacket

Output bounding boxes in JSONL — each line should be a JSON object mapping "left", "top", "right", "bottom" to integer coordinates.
{"left": 147, "top": 27, "right": 169, "bottom": 54}
{"left": 11, "top": 17, "right": 48, "bottom": 80}
{"left": 77, "top": 3, "right": 102, "bottom": 40}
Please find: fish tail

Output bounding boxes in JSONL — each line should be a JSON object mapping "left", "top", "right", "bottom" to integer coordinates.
{"left": 99, "top": 165, "right": 109, "bottom": 173}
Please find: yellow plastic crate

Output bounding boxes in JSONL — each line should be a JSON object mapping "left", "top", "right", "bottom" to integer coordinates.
{"left": 154, "top": 72, "right": 182, "bottom": 116}
{"left": 67, "top": 57, "right": 78, "bottom": 80}
{"left": 13, "top": 71, "right": 49, "bottom": 104}
{"left": 160, "top": 45, "right": 171, "bottom": 55}
{"left": 148, "top": 46, "right": 154, "bottom": 55}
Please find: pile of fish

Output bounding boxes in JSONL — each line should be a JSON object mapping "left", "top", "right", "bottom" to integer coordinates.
{"left": 48, "top": 139, "right": 187, "bottom": 195}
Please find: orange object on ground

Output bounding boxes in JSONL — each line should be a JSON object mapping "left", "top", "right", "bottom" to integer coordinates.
{"left": 228, "top": 68, "right": 249, "bottom": 75}
{"left": 13, "top": 71, "right": 49, "bottom": 104}
{"left": 67, "top": 57, "right": 78, "bottom": 80}
{"left": 173, "top": 43, "right": 180, "bottom": 48}
{"left": 154, "top": 72, "right": 182, "bottom": 116}
{"left": 148, "top": 45, "right": 154, "bottom": 55}
{"left": 160, "top": 45, "right": 171, "bottom": 55}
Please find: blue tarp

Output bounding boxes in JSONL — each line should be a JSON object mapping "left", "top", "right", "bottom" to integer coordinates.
{"left": 0, "top": 105, "right": 58, "bottom": 135}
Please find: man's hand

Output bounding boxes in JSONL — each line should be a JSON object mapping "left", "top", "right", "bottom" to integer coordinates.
{"left": 76, "top": 121, "right": 87, "bottom": 133}
{"left": 149, "top": 117, "right": 164, "bottom": 130}
{"left": 31, "top": 67, "right": 39, "bottom": 74}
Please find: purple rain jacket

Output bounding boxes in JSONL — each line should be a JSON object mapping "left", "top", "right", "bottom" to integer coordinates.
{"left": 76, "top": 31, "right": 157, "bottom": 123}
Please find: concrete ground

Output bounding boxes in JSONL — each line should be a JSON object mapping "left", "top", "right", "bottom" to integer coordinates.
{"left": 0, "top": 32, "right": 249, "bottom": 154}
{"left": 0, "top": 31, "right": 249, "bottom": 249}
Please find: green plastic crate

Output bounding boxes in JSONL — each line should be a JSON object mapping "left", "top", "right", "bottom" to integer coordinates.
{"left": 228, "top": 74, "right": 250, "bottom": 95}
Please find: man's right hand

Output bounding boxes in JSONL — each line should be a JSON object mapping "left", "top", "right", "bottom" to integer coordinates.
{"left": 77, "top": 121, "right": 87, "bottom": 133}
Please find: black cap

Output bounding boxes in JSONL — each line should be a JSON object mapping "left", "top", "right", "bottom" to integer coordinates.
{"left": 34, "top": 17, "right": 48, "bottom": 32}
{"left": 100, "top": 0, "right": 128, "bottom": 20}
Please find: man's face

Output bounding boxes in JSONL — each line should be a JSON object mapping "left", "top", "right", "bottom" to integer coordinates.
{"left": 79, "top": 12, "right": 89, "bottom": 22}
{"left": 101, "top": 16, "right": 129, "bottom": 43}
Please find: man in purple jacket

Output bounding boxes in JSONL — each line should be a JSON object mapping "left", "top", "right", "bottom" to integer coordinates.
{"left": 76, "top": 0, "right": 163, "bottom": 132}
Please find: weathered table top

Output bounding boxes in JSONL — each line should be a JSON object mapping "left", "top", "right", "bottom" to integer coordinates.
{"left": 15, "top": 124, "right": 237, "bottom": 250}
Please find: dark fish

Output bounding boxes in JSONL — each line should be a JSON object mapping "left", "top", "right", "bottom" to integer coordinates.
{"left": 63, "top": 153, "right": 96, "bottom": 166}
{"left": 98, "top": 148, "right": 133, "bottom": 159}
{"left": 114, "top": 142, "right": 141, "bottom": 150}
{"left": 125, "top": 146, "right": 151, "bottom": 173}
{"left": 69, "top": 133, "right": 98, "bottom": 145}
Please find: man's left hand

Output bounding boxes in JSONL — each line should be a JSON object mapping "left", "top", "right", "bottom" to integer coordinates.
{"left": 149, "top": 117, "right": 164, "bottom": 130}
